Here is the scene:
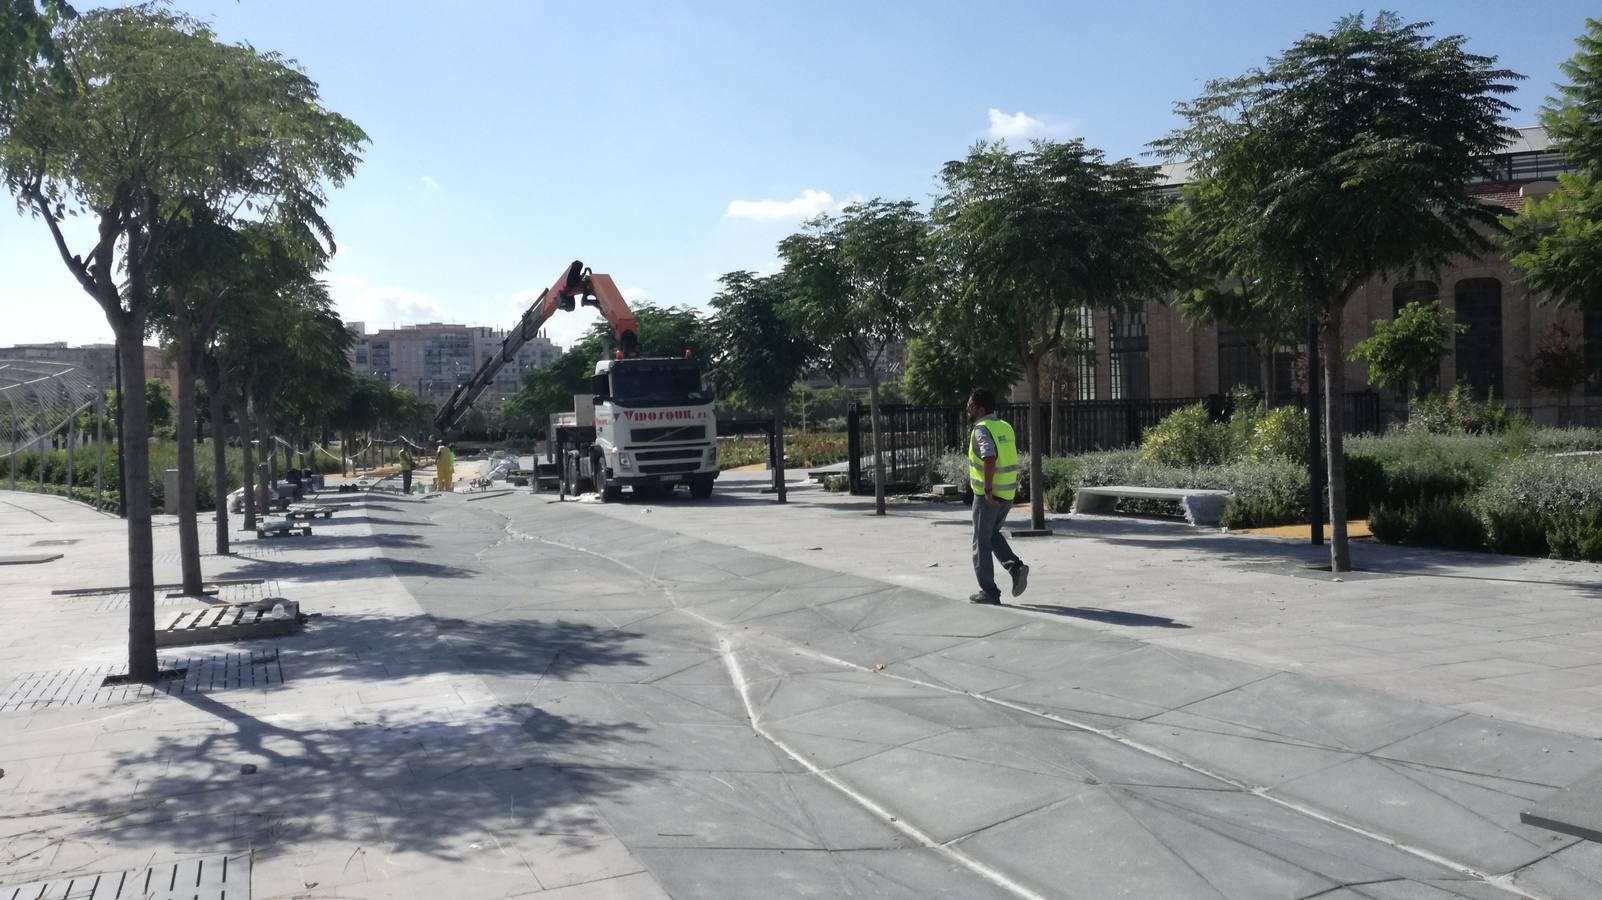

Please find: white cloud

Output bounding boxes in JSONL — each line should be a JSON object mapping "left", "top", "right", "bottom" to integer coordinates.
{"left": 324, "top": 273, "right": 445, "bottom": 332}
{"left": 987, "top": 108, "right": 1048, "bottom": 142}
{"left": 419, "top": 175, "right": 441, "bottom": 194}
{"left": 621, "top": 286, "right": 650, "bottom": 304}
{"left": 724, "top": 189, "right": 850, "bottom": 221}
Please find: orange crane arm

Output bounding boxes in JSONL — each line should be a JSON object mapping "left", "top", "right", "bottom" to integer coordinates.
{"left": 433, "top": 260, "right": 641, "bottom": 434}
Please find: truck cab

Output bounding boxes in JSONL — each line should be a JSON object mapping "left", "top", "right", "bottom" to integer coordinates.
{"left": 586, "top": 356, "right": 719, "bottom": 500}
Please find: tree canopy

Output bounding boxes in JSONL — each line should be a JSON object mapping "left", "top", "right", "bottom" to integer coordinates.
{"left": 1157, "top": 12, "right": 1520, "bottom": 571}
{"left": 1507, "top": 18, "right": 1602, "bottom": 309}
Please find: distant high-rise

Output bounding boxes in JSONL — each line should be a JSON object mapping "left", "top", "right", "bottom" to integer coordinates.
{"left": 347, "top": 322, "right": 561, "bottom": 403}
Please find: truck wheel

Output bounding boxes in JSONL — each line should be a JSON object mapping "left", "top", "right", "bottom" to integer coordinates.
{"left": 689, "top": 478, "right": 714, "bottom": 499}
{"left": 595, "top": 453, "right": 622, "bottom": 502}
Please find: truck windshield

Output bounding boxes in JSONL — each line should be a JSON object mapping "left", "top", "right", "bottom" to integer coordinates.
{"left": 609, "top": 359, "right": 710, "bottom": 407}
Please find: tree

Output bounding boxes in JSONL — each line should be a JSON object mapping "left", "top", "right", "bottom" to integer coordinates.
{"left": 0, "top": 7, "right": 367, "bottom": 680}
{"left": 1350, "top": 302, "right": 1463, "bottom": 401}
{"left": 0, "top": 0, "right": 72, "bottom": 114}
{"left": 1155, "top": 13, "right": 1518, "bottom": 572}
{"left": 1528, "top": 322, "right": 1589, "bottom": 421}
{"left": 781, "top": 199, "right": 925, "bottom": 515}
{"left": 929, "top": 140, "right": 1169, "bottom": 531}
{"left": 144, "top": 379, "right": 173, "bottom": 429}
{"left": 707, "top": 271, "right": 815, "bottom": 501}
{"left": 1166, "top": 193, "right": 1305, "bottom": 404}
{"left": 1507, "top": 18, "right": 1602, "bottom": 309}
{"left": 901, "top": 332, "right": 1017, "bottom": 407}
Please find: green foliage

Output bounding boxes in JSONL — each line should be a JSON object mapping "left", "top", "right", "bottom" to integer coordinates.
{"left": 1248, "top": 405, "right": 1309, "bottom": 463}
{"left": 1406, "top": 384, "right": 1524, "bottom": 435}
{"left": 707, "top": 271, "right": 812, "bottom": 411}
{"left": 1369, "top": 498, "right": 1487, "bottom": 551}
{"left": 1506, "top": 19, "right": 1602, "bottom": 309}
{"left": 901, "top": 332, "right": 1017, "bottom": 407}
{"left": 144, "top": 378, "right": 172, "bottom": 427}
{"left": 1528, "top": 323, "right": 1589, "bottom": 397}
{"left": 1546, "top": 507, "right": 1602, "bottom": 562}
{"left": 781, "top": 199, "right": 925, "bottom": 383}
{"left": 787, "top": 384, "right": 852, "bottom": 429}
{"left": 1037, "top": 448, "right": 1308, "bottom": 528}
{"left": 1139, "top": 403, "right": 1231, "bottom": 467}
{"left": 1349, "top": 302, "right": 1462, "bottom": 398}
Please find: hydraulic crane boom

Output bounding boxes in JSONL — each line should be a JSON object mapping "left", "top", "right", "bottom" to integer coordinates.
{"left": 433, "top": 260, "right": 640, "bottom": 434}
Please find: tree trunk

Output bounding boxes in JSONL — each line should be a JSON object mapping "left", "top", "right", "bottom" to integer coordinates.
{"left": 173, "top": 316, "right": 204, "bottom": 596}
{"left": 204, "top": 356, "right": 229, "bottom": 555}
{"left": 1049, "top": 366, "right": 1061, "bottom": 457}
{"left": 772, "top": 400, "right": 787, "bottom": 504}
{"left": 241, "top": 392, "right": 257, "bottom": 531}
{"left": 867, "top": 376, "right": 887, "bottom": 516}
{"left": 114, "top": 316, "right": 158, "bottom": 682}
{"left": 1025, "top": 357, "right": 1046, "bottom": 531}
{"left": 1320, "top": 310, "right": 1351, "bottom": 572}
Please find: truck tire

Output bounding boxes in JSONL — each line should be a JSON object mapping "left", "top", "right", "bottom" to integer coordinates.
{"left": 689, "top": 478, "right": 714, "bottom": 499}
{"left": 595, "top": 453, "right": 622, "bottom": 502}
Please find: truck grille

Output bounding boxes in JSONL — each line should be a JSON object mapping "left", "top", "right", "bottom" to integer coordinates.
{"left": 637, "top": 448, "right": 703, "bottom": 462}
{"left": 632, "top": 425, "right": 706, "bottom": 443}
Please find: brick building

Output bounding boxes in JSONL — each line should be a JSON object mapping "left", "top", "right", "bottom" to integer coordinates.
{"left": 1064, "top": 127, "right": 1601, "bottom": 426}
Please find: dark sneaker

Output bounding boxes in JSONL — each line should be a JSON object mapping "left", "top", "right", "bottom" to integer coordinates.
{"left": 968, "top": 592, "right": 1001, "bottom": 605}
{"left": 1009, "top": 563, "right": 1030, "bottom": 598}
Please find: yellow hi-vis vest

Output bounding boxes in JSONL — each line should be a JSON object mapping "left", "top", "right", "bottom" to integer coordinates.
{"left": 968, "top": 417, "right": 1019, "bottom": 501}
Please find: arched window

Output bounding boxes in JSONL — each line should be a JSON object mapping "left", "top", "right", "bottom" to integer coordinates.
{"left": 1393, "top": 281, "right": 1438, "bottom": 318}
{"left": 1454, "top": 278, "right": 1503, "bottom": 400}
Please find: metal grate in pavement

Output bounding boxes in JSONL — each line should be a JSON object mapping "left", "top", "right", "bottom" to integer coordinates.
{"left": 0, "top": 649, "right": 284, "bottom": 713}
{"left": 0, "top": 852, "right": 250, "bottom": 899}
{"left": 87, "top": 581, "right": 282, "bottom": 613}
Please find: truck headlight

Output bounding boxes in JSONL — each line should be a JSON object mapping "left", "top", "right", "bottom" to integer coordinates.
{"left": 705, "top": 446, "right": 717, "bottom": 465}
{"left": 617, "top": 452, "right": 633, "bottom": 469}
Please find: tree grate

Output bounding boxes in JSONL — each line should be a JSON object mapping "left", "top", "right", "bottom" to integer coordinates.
{"left": 0, "top": 852, "right": 250, "bottom": 899}
{"left": 0, "top": 649, "right": 284, "bottom": 713}
{"left": 80, "top": 581, "right": 282, "bottom": 613}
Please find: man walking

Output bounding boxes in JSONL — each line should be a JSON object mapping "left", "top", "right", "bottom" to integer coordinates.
{"left": 966, "top": 388, "right": 1028, "bottom": 604}
{"left": 400, "top": 445, "right": 414, "bottom": 494}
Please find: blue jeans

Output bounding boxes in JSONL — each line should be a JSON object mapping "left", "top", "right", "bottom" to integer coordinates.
{"left": 973, "top": 497, "right": 1021, "bottom": 599}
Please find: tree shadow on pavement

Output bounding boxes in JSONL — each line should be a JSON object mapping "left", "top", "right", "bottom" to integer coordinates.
{"left": 225, "top": 555, "right": 474, "bottom": 582}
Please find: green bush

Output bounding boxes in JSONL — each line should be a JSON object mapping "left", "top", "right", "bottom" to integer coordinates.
{"left": 1476, "top": 455, "right": 1602, "bottom": 561}
{"left": 1407, "top": 385, "right": 1525, "bottom": 436}
{"left": 1248, "top": 406, "right": 1309, "bottom": 463}
{"left": 1140, "top": 403, "right": 1231, "bottom": 467}
{"left": 1524, "top": 427, "right": 1602, "bottom": 454}
{"left": 1345, "top": 433, "right": 1504, "bottom": 513}
{"left": 1547, "top": 507, "right": 1602, "bottom": 563}
{"left": 1038, "top": 448, "right": 1305, "bottom": 528}
{"left": 1368, "top": 497, "right": 1486, "bottom": 551}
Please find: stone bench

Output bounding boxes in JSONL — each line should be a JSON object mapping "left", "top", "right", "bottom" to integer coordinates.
{"left": 1071, "top": 485, "right": 1233, "bottom": 527}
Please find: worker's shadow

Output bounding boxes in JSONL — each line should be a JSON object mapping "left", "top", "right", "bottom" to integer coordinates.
{"left": 1016, "top": 604, "right": 1191, "bottom": 629}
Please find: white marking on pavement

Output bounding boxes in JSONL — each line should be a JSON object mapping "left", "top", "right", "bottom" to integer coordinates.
{"left": 494, "top": 508, "right": 1544, "bottom": 900}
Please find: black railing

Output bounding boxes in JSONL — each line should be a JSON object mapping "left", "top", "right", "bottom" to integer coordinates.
{"left": 846, "top": 392, "right": 1384, "bottom": 494}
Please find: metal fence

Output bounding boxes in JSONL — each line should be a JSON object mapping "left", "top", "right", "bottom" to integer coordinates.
{"left": 846, "top": 392, "right": 1384, "bottom": 494}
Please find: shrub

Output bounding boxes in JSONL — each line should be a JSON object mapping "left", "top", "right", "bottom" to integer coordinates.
{"left": 1524, "top": 427, "right": 1602, "bottom": 455}
{"left": 1248, "top": 406, "right": 1308, "bottom": 463}
{"left": 1547, "top": 507, "right": 1602, "bottom": 563}
{"left": 1407, "top": 385, "right": 1525, "bottom": 436}
{"left": 1368, "top": 497, "right": 1486, "bottom": 551}
{"left": 1140, "top": 403, "right": 1231, "bottom": 467}
{"left": 1477, "top": 455, "right": 1602, "bottom": 560}
{"left": 1344, "top": 433, "right": 1504, "bottom": 513}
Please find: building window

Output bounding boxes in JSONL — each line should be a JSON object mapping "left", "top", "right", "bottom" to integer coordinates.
{"left": 1586, "top": 307, "right": 1602, "bottom": 397}
{"left": 1109, "top": 307, "right": 1150, "bottom": 400}
{"left": 1075, "top": 306, "right": 1096, "bottom": 401}
{"left": 1393, "top": 280, "right": 1438, "bottom": 318}
{"left": 1217, "top": 322, "right": 1262, "bottom": 394}
{"left": 1454, "top": 278, "right": 1503, "bottom": 401}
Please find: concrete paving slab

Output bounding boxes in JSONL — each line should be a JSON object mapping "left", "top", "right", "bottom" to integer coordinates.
{"left": 1178, "top": 672, "right": 1464, "bottom": 753}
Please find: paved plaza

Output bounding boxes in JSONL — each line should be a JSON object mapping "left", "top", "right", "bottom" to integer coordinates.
{"left": 3, "top": 468, "right": 1602, "bottom": 898}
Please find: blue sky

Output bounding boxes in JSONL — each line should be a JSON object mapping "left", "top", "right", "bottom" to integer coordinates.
{"left": 2, "top": 0, "right": 1595, "bottom": 349}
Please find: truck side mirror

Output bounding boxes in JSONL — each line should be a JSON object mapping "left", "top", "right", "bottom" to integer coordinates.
{"left": 590, "top": 373, "right": 609, "bottom": 401}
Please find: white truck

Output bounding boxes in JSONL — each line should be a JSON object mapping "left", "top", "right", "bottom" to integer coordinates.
{"left": 551, "top": 355, "right": 719, "bottom": 500}
{"left": 436, "top": 260, "right": 720, "bottom": 500}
